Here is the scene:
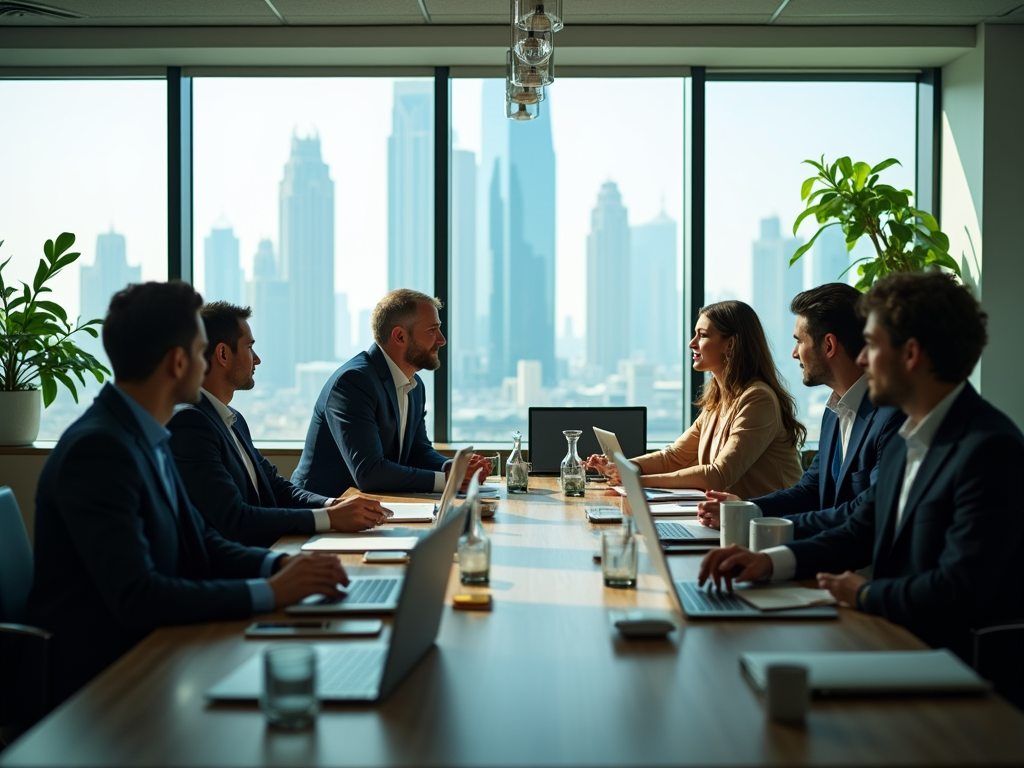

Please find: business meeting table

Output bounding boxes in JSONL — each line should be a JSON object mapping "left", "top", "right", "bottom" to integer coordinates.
{"left": 3, "top": 477, "right": 1024, "bottom": 768}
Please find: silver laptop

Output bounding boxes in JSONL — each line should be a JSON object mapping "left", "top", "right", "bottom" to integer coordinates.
{"left": 616, "top": 452, "right": 837, "bottom": 620}
{"left": 594, "top": 428, "right": 716, "bottom": 544}
{"left": 378, "top": 447, "right": 475, "bottom": 523}
{"left": 207, "top": 505, "right": 468, "bottom": 703}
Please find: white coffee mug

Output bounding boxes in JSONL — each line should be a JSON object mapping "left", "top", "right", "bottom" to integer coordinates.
{"left": 749, "top": 517, "right": 794, "bottom": 552}
{"left": 720, "top": 501, "right": 761, "bottom": 548}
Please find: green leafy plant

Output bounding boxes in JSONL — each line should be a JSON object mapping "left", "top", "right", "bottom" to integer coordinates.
{"left": 0, "top": 233, "right": 110, "bottom": 406}
{"left": 791, "top": 156, "right": 960, "bottom": 290}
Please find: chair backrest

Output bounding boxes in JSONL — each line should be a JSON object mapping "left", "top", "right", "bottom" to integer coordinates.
{"left": 0, "top": 487, "right": 34, "bottom": 624}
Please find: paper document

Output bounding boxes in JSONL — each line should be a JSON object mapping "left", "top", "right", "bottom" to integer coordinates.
{"left": 647, "top": 503, "right": 700, "bottom": 516}
{"left": 613, "top": 486, "right": 707, "bottom": 502}
{"left": 380, "top": 502, "right": 436, "bottom": 523}
{"left": 735, "top": 584, "right": 838, "bottom": 612}
{"left": 302, "top": 534, "right": 422, "bottom": 553}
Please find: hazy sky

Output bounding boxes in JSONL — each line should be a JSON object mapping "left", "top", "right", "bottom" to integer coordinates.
{"left": 1, "top": 77, "right": 914, "bottom": 336}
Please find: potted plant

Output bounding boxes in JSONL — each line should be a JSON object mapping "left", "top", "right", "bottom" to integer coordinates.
{"left": 790, "top": 156, "right": 960, "bottom": 290}
{"left": 0, "top": 233, "right": 110, "bottom": 445}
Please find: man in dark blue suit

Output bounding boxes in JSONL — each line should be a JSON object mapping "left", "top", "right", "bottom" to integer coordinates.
{"left": 698, "top": 283, "right": 902, "bottom": 536}
{"left": 700, "top": 272, "right": 1024, "bottom": 660}
{"left": 292, "top": 289, "right": 488, "bottom": 495}
{"left": 169, "top": 302, "right": 389, "bottom": 547}
{"left": 28, "top": 282, "right": 347, "bottom": 704}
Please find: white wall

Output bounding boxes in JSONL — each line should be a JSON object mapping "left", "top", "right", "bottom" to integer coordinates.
{"left": 942, "top": 23, "right": 1024, "bottom": 430}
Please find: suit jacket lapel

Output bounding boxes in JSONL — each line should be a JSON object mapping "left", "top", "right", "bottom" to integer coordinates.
{"left": 817, "top": 410, "right": 838, "bottom": 509}
{"left": 368, "top": 345, "right": 403, "bottom": 451}
{"left": 873, "top": 437, "right": 906, "bottom": 567}
{"left": 195, "top": 396, "right": 267, "bottom": 505}
{"left": 400, "top": 380, "right": 423, "bottom": 464}
{"left": 836, "top": 398, "right": 874, "bottom": 490}
{"left": 230, "top": 409, "right": 277, "bottom": 505}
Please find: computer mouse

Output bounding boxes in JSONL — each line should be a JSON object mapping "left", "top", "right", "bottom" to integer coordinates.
{"left": 609, "top": 610, "right": 676, "bottom": 638}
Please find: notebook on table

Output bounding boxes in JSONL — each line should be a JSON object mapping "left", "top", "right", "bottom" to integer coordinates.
{"left": 208, "top": 506, "right": 469, "bottom": 702}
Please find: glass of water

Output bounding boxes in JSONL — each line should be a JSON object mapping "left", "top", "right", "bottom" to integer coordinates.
{"left": 261, "top": 644, "right": 319, "bottom": 729}
{"left": 601, "top": 519, "right": 637, "bottom": 588}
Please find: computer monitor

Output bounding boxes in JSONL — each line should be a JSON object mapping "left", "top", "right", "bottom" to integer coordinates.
{"left": 527, "top": 407, "right": 647, "bottom": 475}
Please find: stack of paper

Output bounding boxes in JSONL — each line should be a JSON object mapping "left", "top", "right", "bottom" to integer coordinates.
{"left": 612, "top": 486, "right": 707, "bottom": 502}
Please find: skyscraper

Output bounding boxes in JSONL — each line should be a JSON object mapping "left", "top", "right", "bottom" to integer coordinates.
{"left": 80, "top": 229, "right": 140, "bottom": 326}
{"left": 247, "top": 238, "right": 291, "bottom": 390}
{"left": 280, "top": 133, "right": 335, "bottom": 378}
{"left": 630, "top": 210, "right": 679, "bottom": 369}
{"left": 203, "top": 221, "right": 243, "bottom": 305}
{"left": 388, "top": 81, "right": 434, "bottom": 294}
{"left": 811, "top": 224, "right": 853, "bottom": 287}
{"left": 586, "top": 181, "right": 631, "bottom": 377}
{"left": 480, "top": 79, "right": 557, "bottom": 387}
{"left": 334, "top": 292, "right": 353, "bottom": 362}
{"left": 751, "top": 216, "right": 806, "bottom": 417}
{"left": 451, "top": 147, "right": 478, "bottom": 388}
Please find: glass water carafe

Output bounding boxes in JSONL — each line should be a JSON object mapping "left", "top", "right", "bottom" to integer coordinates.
{"left": 506, "top": 430, "right": 529, "bottom": 494}
{"left": 458, "top": 497, "right": 491, "bottom": 584}
{"left": 559, "top": 429, "right": 586, "bottom": 497}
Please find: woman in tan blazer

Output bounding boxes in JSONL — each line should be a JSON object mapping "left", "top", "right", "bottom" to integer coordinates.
{"left": 587, "top": 300, "right": 805, "bottom": 497}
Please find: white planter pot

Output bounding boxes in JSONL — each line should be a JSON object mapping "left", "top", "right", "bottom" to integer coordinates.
{"left": 0, "top": 389, "right": 42, "bottom": 446}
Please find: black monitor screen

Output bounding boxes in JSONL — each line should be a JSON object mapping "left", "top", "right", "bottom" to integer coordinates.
{"left": 528, "top": 407, "right": 648, "bottom": 475}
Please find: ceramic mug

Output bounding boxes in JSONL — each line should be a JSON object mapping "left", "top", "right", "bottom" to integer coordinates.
{"left": 720, "top": 501, "right": 762, "bottom": 548}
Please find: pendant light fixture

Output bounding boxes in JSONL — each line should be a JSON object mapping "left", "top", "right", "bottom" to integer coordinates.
{"left": 505, "top": 0, "right": 561, "bottom": 120}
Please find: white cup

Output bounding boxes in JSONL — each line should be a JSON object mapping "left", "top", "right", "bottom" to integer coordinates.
{"left": 749, "top": 517, "right": 794, "bottom": 552}
{"left": 720, "top": 501, "right": 761, "bottom": 548}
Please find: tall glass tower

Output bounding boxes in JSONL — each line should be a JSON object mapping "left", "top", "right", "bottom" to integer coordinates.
{"left": 388, "top": 81, "right": 434, "bottom": 295}
{"left": 586, "top": 181, "right": 631, "bottom": 377}
{"left": 480, "top": 79, "right": 556, "bottom": 386}
{"left": 280, "top": 134, "right": 335, "bottom": 379}
{"left": 80, "top": 229, "right": 140, "bottom": 358}
{"left": 203, "top": 221, "right": 243, "bottom": 305}
{"left": 630, "top": 210, "right": 679, "bottom": 369}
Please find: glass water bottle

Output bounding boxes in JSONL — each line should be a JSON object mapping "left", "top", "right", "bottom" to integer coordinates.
{"left": 458, "top": 497, "right": 491, "bottom": 584}
{"left": 506, "top": 430, "right": 529, "bottom": 494}
{"left": 559, "top": 429, "right": 586, "bottom": 497}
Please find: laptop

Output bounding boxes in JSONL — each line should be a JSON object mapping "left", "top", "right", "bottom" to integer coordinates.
{"left": 740, "top": 650, "right": 988, "bottom": 697}
{"left": 208, "top": 505, "right": 468, "bottom": 703}
{"left": 615, "top": 452, "right": 837, "bottom": 620}
{"left": 594, "top": 428, "right": 715, "bottom": 544}
{"left": 379, "top": 447, "right": 474, "bottom": 524}
{"left": 529, "top": 407, "right": 646, "bottom": 475}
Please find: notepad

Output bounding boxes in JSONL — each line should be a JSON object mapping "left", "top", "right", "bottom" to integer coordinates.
{"left": 647, "top": 503, "right": 700, "bottom": 516}
{"left": 612, "top": 487, "right": 707, "bottom": 502}
{"left": 380, "top": 502, "right": 437, "bottom": 523}
{"left": 735, "top": 584, "right": 838, "bottom": 612}
{"left": 302, "top": 534, "right": 422, "bottom": 553}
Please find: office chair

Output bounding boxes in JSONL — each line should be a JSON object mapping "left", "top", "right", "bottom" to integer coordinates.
{"left": 0, "top": 487, "right": 51, "bottom": 741}
{"left": 972, "top": 621, "right": 1024, "bottom": 711}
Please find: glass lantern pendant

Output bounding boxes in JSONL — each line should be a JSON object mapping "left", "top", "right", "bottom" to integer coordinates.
{"left": 514, "top": 0, "right": 563, "bottom": 33}
{"left": 513, "top": 26, "right": 553, "bottom": 66}
{"left": 509, "top": 50, "right": 554, "bottom": 88}
{"left": 505, "top": 98, "right": 541, "bottom": 121}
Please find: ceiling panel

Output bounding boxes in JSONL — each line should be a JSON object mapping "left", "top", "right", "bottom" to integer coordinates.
{"left": 777, "top": 0, "right": 1018, "bottom": 24}
{"left": 272, "top": 0, "right": 425, "bottom": 24}
{"left": 0, "top": 0, "right": 280, "bottom": 25}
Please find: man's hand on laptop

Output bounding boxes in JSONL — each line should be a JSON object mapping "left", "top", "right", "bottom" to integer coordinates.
{"left": 268, "top": 553, "right": 349, "bottom": 608}
{"left": 327, "top": 496, "right": 392, "bottom": 532}
{"left": 696, "top": 491, "right": 740, "bottom": 529}
{"left": 697, "top": 544, "right": 772, "bottom": 593}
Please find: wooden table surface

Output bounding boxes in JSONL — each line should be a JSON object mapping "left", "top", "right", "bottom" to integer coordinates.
{"left": 3, "top": 478, "right": 1024, "bottom": 767}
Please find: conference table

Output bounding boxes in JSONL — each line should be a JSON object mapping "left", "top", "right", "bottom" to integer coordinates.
{"left": 3, "top": 478, "right": 1024, "bottom": 767}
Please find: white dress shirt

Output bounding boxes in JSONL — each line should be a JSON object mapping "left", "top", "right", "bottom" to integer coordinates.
{"left": 201, "top": 389, "right": 330, "bottom": 533}
{"left": 825, "top": 374, "right": 868, "bottom": 461}
{"left": 379, "top": 346, "right": 446, "bottom": 492}
{"left": 764, "top": 381, "right": 966, "bottom": 582}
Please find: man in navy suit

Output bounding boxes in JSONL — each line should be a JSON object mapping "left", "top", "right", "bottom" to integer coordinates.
{"left": 168, "top": 302, "right": 390, "bottom": 548}
{"left": 700, "top": 271, "right": 1024, "bottom": 660}
{"left": 697, "top": 283, "right": 902, "bottom": 536}
{"left": 28, "top": 282, "right": 347, "bottom": 704}
{"left": 292, "top": 289, "right": 488, "bottom": 495}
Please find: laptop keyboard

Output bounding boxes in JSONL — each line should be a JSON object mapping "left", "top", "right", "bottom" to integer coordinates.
{"left": 656, "top": 521, "right": 696, "bottom": 539}
{"left": 319, "top": 646, "right": 387, "bottom": 694}
{"left": 302, "top": 577, "right": 400, "bottom": 606}
{"left": 678, "top": 581, "right": 755, "bottom": 612}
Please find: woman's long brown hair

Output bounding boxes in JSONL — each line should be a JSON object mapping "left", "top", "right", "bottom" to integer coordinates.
{"left": 693, "top": 300, "right": 806, "bottom": 448}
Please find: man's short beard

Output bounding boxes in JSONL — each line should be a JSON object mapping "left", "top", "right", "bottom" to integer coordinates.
{"left": 405, "top": 340, "right": 440, "bottom": 372}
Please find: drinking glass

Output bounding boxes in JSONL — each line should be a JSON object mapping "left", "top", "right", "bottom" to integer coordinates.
{"left": 260, "top": 644, "right": 319, "bottom": 729}
{"left": 601, "top": 519, "right": 637, "bottom": 588}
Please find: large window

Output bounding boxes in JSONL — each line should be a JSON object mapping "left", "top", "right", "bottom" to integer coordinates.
{"left": 193, "top": 77, "right": 434, "bottom": 440}
{"left": 0, "top": 79, "right": 167, "bottom": 439}
{"left": 704, "top": 79, "right": 917, "bottom": 442}
{"left": 449, "top": 78, "right": 687, "bottom": 445}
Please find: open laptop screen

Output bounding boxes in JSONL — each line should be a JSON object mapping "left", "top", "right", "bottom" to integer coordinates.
{"left": 528, "top": 407, "right": 647, "bottom": 475}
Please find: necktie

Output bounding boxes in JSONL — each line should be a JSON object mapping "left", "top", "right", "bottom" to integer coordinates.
{"left": 831, "top": 428, "right": 843, "bottom": 481}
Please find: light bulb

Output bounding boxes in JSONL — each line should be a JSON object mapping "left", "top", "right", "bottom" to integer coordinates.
{"left": 514, "top": 28, "right": 552, "bottom": 66}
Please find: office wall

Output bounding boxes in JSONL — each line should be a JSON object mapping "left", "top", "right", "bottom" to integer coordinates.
{"left": 941, "top": 23, "right": 1024, "bottom": 430}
